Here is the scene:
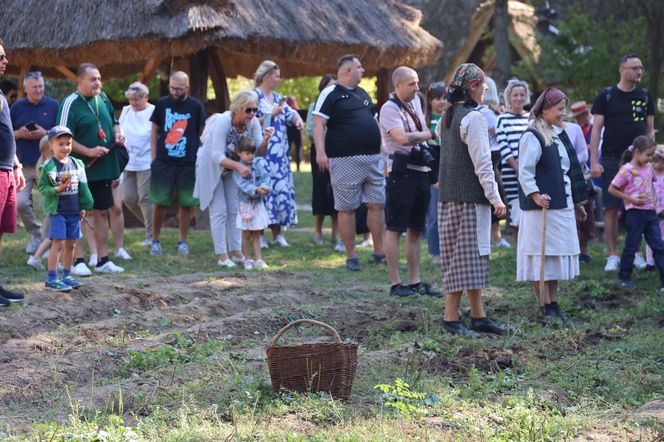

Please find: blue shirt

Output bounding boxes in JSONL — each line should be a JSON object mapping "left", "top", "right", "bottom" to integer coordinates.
{"left": 10, "top": 96, "right": 59, "bottom": 167}
{"left": 54, "top": 157, "right": 80, "bottom": 214}
{"left": 0, "top": 92, "right": 15, "bottom": 170}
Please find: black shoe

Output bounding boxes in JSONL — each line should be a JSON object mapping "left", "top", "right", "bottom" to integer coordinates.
{"left": 441, "top": 320, "right": 480, "bottom": 337}
{"left": 346, "top": 257, "right": 362, "bottom": 271}
{"left": 409, "top": 282, "right": 442, "bottom": 298}
{"left": 619, "top": 279, "right": 637, "bottom": 290}
{"left": 580, "top": 254, "right": 592, "bottom": 263}
{"left": 646, "top": 264, "right": 656, "bottom": 272}
{"left": 0, "top": 294, "right": 9, "bottom": 307}
{"left": 389, "top": 283, "right": 416, "bottom": 297}
{"left": 368, "top": 253, "right": 387, "bottom": 264}
{"left": 0, "top": 286, "right": 24, "bottom": 303}
{"left": 541, "top": 304, "right": 559, "bottom": 324}
{"left": 470, "top": 317, "right": 506, "bottom": 335}
{"left": 550, "top": 302, "right": 571, "bottom": 325}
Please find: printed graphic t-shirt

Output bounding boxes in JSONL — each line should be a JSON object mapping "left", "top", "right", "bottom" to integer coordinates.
{"left": 610, "top": 162, "right": 655, "bottom": 211}
{"left": 55, "top": 157, "right": 80, "bottom": 214}
{"left": 150, "top": 95, "right": 206, "bottom": 164}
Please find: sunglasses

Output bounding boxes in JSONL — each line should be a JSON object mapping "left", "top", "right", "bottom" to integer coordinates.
{"left": 0, "top": 55, "right": 7, "bottom": 62}
{"left": 25, "top": 71, "right": 42, "bottom": 79}
{"left": 245, "top": 107, "right": 258, "bottom": 114}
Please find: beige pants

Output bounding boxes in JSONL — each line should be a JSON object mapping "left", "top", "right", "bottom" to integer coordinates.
{"left": 121, "top": 170, "right": 153, "bottom": 240}
{"left": 17, "top": 166, "right": 41, "bottom": 237}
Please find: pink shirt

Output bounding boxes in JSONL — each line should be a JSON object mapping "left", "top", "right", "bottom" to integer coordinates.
{"left": 654, "top": 172, "right": 664, "bottom": 214}
{"left": 611, "top": 163, "right": 655, "bottom": 211}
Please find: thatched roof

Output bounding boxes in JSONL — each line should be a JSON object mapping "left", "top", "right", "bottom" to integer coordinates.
{"left": 3, "top": 0, "right": 441, "bottom": 78}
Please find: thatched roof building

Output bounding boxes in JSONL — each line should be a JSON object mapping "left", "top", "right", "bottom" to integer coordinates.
{"left": 3, "top": 0, "right": 441, "bottom": 86}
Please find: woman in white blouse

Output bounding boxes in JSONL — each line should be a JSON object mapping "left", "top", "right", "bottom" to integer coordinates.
{"left": 119, "top": 82, "right": 155, "bottom": 247}
{"left": 194, "top": 90, "right": 272, "bottom": 267}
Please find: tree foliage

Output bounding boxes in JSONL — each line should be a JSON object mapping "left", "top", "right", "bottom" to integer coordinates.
{"left": 513, "top": 6, "right": 648, "bottom": 103}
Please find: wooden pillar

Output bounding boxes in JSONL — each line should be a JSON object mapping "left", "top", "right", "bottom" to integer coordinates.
{"left": 207, "top": 49, "right": 230, "bottom": 113}
{"left": 188, "top": 51, "right": 208, "bottom": 103}
{"left": 376, "top": 68, "right": 390, "bottom": 108}
{"left": 139, "top": 57, "right": 161, "bottom": 85}
{"left": 17, "top": 66, "right": 29, "bottom": 99}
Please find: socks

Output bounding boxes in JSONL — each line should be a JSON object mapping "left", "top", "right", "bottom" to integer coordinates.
{"left": 74, "top": 257, "right": 85, "bottom": 265}
{"left": 63, "top": 268, "right": 71, "bottom": 278}
{"left": 47, "top": 270, "right": 57, "bottom": 282}
{"left": 96, "top": 256, "right": 109, "bottom": 267}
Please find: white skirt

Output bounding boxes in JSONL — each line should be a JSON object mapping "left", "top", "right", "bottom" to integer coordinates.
{"left": 236, "top": 200, "right": 270, "bottom": 231}
{"left": 516, "top": 207, "right": 580, "bottom": 281}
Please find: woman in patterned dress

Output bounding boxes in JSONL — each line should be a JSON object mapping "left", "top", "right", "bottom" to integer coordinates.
{"left": 254, "top": 60, "right": 304, "bottom": 247}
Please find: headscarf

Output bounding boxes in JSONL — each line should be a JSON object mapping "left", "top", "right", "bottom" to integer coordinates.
{"left": 529, "top": 87, "right": 567, "bottom": 120}
{"left": 450, "top": 63, "right": 484, "bottom": 92}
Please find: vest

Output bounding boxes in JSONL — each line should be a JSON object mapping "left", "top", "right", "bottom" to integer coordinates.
{"left": 439, "top": 104, "right": 490, "bottom": 204}
{"left": 518, "top": 128, "right": 568, "bottom": 211}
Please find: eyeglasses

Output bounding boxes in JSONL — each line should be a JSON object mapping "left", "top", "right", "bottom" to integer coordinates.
{"left": 245, "top": 107, "right": 258, "bottom": 114}
{"left": 24, "top": 71, "right": 42, "bottom": 80}
{"left": 169, "top": 85, "right": 186, "bottom": 92}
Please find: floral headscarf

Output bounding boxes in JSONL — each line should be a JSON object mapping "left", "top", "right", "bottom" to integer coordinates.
{"left": 529, "top": 87, "right": 567, "bottom": 120}
{"left": 450, "top": 63, "right": 485, "bottom": 91}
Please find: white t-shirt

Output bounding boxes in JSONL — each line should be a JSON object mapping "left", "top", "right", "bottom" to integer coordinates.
{"left": 477, "top": 105, "right": 499, "bottom": 152}
{"left": 119, "top": 104, "right": 155, "bottom": 171}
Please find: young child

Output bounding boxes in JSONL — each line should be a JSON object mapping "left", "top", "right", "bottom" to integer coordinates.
{"left": 27, "top": 136, "right": 53, "bottom": 270}
{"left": 37, "top": 126, "right": 94, "bottom": 292}
{"left": 646, "top": 145, "right": 664, "bottom": 269}
{"left": 232, "top": 138, "right": 271, "bottom": 270}
{"left": 608, "top": 135, "right": 664, "bottom": 290}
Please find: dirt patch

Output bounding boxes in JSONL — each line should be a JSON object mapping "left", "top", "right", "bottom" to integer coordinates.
{"left": 576, "top": 288, "right": 638, "bottom": 310}
{"left": 428, "top": 347, "right": 514, "bottom": 380}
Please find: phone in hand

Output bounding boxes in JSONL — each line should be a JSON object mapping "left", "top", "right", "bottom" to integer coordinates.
{"left": 25, "top": 121, "right": 37, "bottom": 131}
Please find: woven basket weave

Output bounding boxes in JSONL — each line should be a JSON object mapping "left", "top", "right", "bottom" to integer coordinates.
{"left": 266, "top": 319, "right": 358, "bottom": 400}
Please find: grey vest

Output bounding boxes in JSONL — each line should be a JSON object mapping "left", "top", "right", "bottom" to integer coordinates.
{"left": 439, "top": 104, "right": 490, "bottom": 204}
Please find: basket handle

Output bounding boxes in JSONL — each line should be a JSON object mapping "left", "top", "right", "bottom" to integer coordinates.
{"left": 269, "top": 319, "right": 342, "bottom": 348}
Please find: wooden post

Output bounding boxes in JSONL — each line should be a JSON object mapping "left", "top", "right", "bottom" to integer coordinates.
{"left": 55, "top": 66, "right": 78, "bottom": 82}
{"left": 17, "top": 66, "right": 29, "bottom": 99}
{"left": 376, "top": 68, "right": 390, "bottom": 108}
{"left": 188, "top": 51, "right": 208, "bottom": 102}
{"left": 140, "top": 57, "right": 161, "bottom": 85}
{"left": 207, "top": 49, "right": 230, "bottom": 113}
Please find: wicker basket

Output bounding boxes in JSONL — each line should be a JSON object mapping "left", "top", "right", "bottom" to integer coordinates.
{"left": 266, "top": 319, "right": 358, "bottom": 400}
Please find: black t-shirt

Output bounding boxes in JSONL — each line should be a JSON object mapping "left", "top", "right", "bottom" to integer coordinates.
{"left": 55, "top": 157, "right": 80, "bottom": 214}
{"left": 0, "top": 92, "right": 16, "bottom": 170}
{"left": 591, "top": 86, "right": 654, "bottom": 159}
{"left": 150, "top": 95, "right": 206, "bottom": 164}
{"left": 313, "top": 85, "right": 381, "bottom": 158}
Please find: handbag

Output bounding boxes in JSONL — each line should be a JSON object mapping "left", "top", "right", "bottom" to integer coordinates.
{"left": 112, "top": 143, "right": 129, "bottom": 172}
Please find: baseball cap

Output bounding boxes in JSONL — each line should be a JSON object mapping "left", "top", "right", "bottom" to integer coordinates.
{"left": 47, "top": 125, "right": 73, "bottom": 140}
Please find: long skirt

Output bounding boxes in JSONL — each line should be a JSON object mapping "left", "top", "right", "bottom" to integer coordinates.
{"left": 438, "top": 201, "right": 489, "bottom": 293}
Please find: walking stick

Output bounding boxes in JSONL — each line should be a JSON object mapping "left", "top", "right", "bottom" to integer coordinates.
{"left": 538, "top": 207, "right": 548, "bottom": 307}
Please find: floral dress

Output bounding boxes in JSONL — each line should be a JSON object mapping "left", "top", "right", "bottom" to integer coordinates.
{"left": 647, "top": 172, "right": 664, "bottom": 265}
{"left": 255, "top": 89, "right": 298, "bottom": 227}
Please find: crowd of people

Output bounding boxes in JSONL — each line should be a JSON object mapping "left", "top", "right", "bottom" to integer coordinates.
{"left": 0, "top": 37, "right": 660, "bottom": 336}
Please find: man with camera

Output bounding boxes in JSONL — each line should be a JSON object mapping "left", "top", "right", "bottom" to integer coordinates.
{"left": 379, "top": 66, "right": 441, "bottom": 297}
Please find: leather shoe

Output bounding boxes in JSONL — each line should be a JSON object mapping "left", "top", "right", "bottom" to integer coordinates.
{"left": 441, "top": 320, "right": 480, "bottom": 337}
{"left": 410, "top": 282, "right": 443, "bottom": 298}
{"left": 390, "top": 283, "right": 416, "bottom": 297}
{"left": 470, "top": 317, "right": 506, "bottom": 335}
{"left": 0, "top": 286, "right": 24, "bottom": 303}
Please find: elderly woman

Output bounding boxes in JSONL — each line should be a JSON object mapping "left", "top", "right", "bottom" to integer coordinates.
{"left": 254, "top": 60, "right": 304, "bottom": 247}
{"left": 119, "top": 82, "right": 154, "bottom": 247}
{"left": 194, "top": 90, "right": 272, "bottom": 267}
{"left": 517, "top": 87, "right": 588, "bottom": 322}
{"left": 438, "top": 63, "right": 507, "bottom": 337}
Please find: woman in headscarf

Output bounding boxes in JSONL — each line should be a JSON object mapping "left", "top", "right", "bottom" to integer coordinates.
{"left": 438, "top": 63, "right": 507, "bottom": 337}
{"left": 517, "top": 87, "right": 588, "bottom": 322}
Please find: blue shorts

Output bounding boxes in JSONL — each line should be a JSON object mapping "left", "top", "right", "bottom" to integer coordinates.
{"left": 49, "top": 214, "right": 81, "bottom": 240}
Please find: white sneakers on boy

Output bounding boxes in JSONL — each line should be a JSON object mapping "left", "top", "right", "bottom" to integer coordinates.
{"left": 634, "top": 252, "right": 647, "bottom": 270}
{"left": 604, "top": 255, "right": 620, "bottom": 272}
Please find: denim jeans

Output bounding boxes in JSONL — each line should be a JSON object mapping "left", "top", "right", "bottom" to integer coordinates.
{"left": 426, "top": 186, "right": 439, "bottom": 256}
{"left": 619, "top": 209, "right": 664, "bottom": 285}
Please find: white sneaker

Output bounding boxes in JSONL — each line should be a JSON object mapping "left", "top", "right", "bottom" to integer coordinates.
{"left": 140, "top": 238, "right": 152, "bottom": 247}
{"left": 243, "top": 259, "right": 254, "bottom": 270}
{"left": 604, "top": 255, "right": 620, "bottom": 272}
{"left": 115, "top": 248, "right": 133, "bottom": 260}
{"left": 254, "top": 259, "right": 269, "bottom": 269}
{"left": 95, "top": 260, "right": 124, "bottom": 273}
{"left": 272, "top": 234, "right": 290, "bottom": 247}
{"left": 231, "top": 254, "right": 244, "bottom": 263}
{"left": 27, "top": 255, "right": 44, "bottom": 270}
{"left": 26, "top": 235, "right": 41, "bottom": 254}
{"left": 492, "top": 238, "right": 511, "bottom": 248}
{"left": 357, "top": 238, "right": 373, "bottom": 248}
{"left": 72, "top": 261, "right": 92, "bottom": 277}
{"left": 218, "top": 258, "right": 237, "bottom": 268}
{"left": 634, "top": 252, "right": 647, "bottom": 270}
{"left": 334, "top": 239, "right": 346, "bottom": 253}
{"left": 88, "top": 254, "right": 98, "bottom": 267}
{"left": 259, "top": 236, "right": 269, "bottom": 249}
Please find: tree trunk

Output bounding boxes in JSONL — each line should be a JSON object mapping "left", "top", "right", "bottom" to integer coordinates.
{"left": 493, "top": 0, "right": 511, "bottom": 89}
{"left": 646, "top": 11, "right": 663, "bottom": 108}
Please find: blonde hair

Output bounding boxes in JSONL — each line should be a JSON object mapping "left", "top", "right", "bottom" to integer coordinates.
{"left": 229, "top": 90, "right": 258, "bottom": 115}
{"left": 254, "top": 60, "right": 279, "bottom": 87}
{"left": 531, "top": 117, "right": 556, "bottom": 146}
{"left": 503, "top": 78, "right": 531, "bottom": 110}
{"left": 483, "top": 76, "right": 499, "bottom": 108}
{"left": 36, "top": 135, "right": 52, "bottom": 170}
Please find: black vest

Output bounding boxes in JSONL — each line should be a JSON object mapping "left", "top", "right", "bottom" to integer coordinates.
{"left": 439, "top": 104, "right": 490, "bottom": 204}
{"left": 518, "top": 128, "right": 568, "bottom": 210}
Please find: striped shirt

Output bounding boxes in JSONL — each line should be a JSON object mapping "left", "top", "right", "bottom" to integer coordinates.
{"left": 496, "top": 112, "right": 529, "bottom": 201}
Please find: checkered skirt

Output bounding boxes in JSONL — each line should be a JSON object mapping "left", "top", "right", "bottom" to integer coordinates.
{"left": 438, "top": 201, "right": 489, "bottom": 293}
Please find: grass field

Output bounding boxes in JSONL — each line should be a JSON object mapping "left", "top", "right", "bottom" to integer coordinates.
{"left": 0, "top": 168, "right": 663, "bottom": 441}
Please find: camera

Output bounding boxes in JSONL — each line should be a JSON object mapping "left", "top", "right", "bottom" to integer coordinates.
{"left": 410, "top": 143, "right": 434, "bottom": 166}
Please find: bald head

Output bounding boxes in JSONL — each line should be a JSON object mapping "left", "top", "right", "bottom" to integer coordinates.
{"left": 392, "top": 66, "right": 419, "bottom": 102}
{"left": 169, "top": 71, "right": 190, "bottom": 100}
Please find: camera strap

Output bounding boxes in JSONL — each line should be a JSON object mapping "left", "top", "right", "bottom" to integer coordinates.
{"left": 389, "top": 95, "right": 423, "bottom": 132}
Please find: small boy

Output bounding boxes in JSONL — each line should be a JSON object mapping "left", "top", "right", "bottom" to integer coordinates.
{"left": 38, "top": 126, "right": 94, "bottom": 292}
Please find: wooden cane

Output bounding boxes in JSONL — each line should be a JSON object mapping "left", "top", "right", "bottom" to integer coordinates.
{"left": 538, "top": 207, "right": 548, "bottom": 307}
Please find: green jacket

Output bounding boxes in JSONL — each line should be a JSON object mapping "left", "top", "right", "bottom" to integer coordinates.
{"left": 38, "top": 157, "right": 94, "bottom": 215}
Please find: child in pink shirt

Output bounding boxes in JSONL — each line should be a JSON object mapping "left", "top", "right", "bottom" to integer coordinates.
{"left": 646, "top": 145, "right": 664, "bottom": 268}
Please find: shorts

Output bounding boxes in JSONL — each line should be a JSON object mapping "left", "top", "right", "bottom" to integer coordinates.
{"left": 150, "top": 159, "right": 198, "bottom": 207}
{"left": 88, "top": 179, "right": 114, "bottom": 210}
{"left": 329, "top": 154, "right": 385, "bottom": 211}
{"left": 49, "top": 214, "right": 81, "bottom": 240}
{"left": 0, "top": 170, "right": 17, "bottom": 234}
{"left": 385, "top": 170, "right": 430, "bottom": 233}
{"left": 601, "top": 156, "right": 622, "bottom": 209}
{"left": 509, "top": 198, "right": 522, "bottom": 227}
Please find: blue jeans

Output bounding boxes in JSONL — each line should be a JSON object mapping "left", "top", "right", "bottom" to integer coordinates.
{"left": 619, "top": 209, "right": 664, "bottom": 285}
{"left": 426, "top": 186, "right": 439, "bottom": 256}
